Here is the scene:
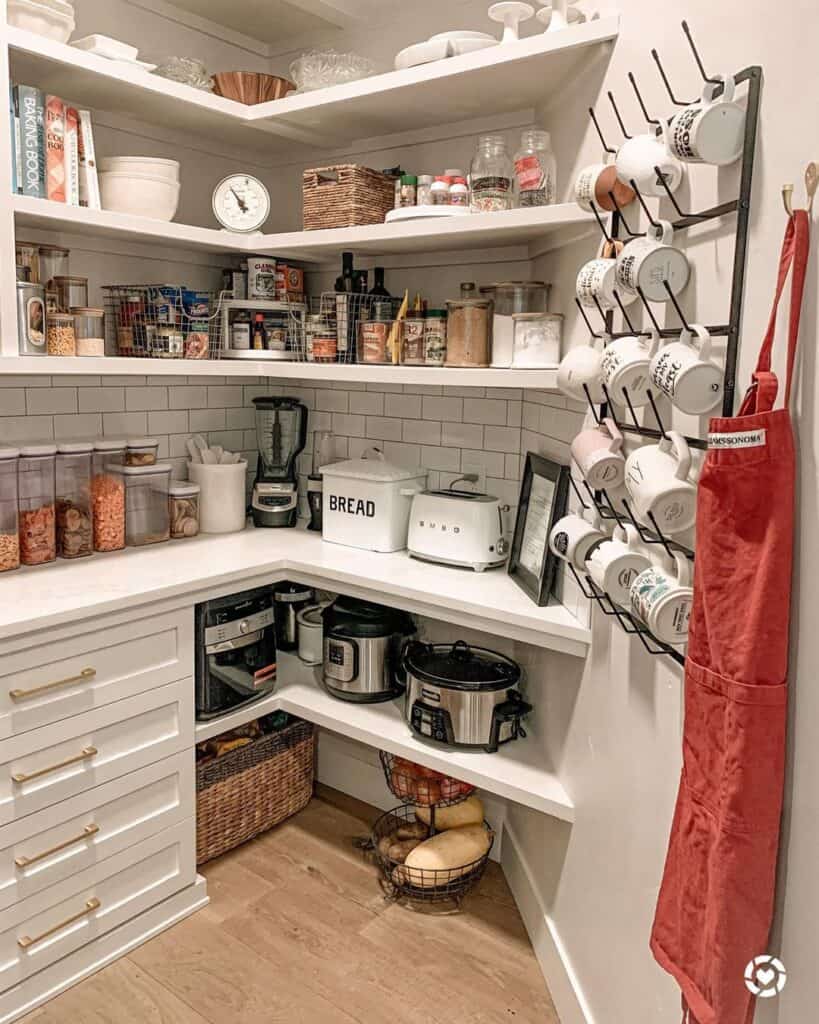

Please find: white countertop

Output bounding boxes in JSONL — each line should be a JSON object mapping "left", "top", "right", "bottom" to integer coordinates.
{"left": 0, "top": 526, "right": 590, "bottom": 655}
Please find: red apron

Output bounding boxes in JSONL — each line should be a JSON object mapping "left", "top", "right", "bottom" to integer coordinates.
{"left": 650, "top": 209, "right": 809, "bottom": 1024}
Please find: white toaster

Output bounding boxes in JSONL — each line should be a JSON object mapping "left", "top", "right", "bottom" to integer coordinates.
{"left": 407, "top": 489, "right": 509, "bottom": 572}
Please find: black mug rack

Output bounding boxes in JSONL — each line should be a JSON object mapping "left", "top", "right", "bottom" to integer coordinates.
{"left": 572, "top": 19, "right": 761, "bottom": 668}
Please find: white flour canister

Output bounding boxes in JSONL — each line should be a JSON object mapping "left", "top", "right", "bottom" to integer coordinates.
{"left": 247, "top": 257, "right": 277, "bottom": 300}
{"left": 321, "top": 448, "right": 427, "bottom": 552}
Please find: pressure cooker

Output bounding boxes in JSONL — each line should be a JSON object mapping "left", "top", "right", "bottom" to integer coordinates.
{"left": 402, "top": 640, "right": 531, "bottom": 752}
{"left": 321, "top": 596, "right": 415, "bottom": 703}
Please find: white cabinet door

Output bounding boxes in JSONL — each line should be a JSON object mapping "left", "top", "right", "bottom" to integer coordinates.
{"left": 0, "top": 751, "right": 194, "bottom": 911}
{"left": 0, "top": 610, "right": 193, "bottom": 740}
{"left": 0, "top": 819, "right": 195, "bottom": 992}
{"left": 0, "top": 680, "right": 193, "bottom": 825}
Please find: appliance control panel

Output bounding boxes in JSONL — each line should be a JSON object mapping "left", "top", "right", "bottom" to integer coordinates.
{"left": 410, "top": 701, "right": 454, "bottom": 744}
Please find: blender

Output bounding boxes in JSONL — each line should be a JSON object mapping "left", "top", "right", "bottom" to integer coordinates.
{"left": 251, "top": 397, "right": 308, "bottom": 527}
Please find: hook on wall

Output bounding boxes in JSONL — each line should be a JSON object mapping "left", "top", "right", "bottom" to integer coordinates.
{"left": 608, "top": 90, "right": 632, "bottom": 140}
{"left": 632, "top": 182, "right": 662, "bottom": 229}
{"left": 607, "top": 190, "right": 645, "bottom": 237}
{"left": 651, "top": 48, "right": 693, "bottom": 107}
{"left": 635, "top": 286, "right": 664, "bottom": 333}
{"left": 575, "top": 298, "right": 603, "bottom": 338}
{"left": 589, "top": 106, "right": 616, "bottom": 155}
{"left": 628, "top": 71, "right": 661, "bottom": 127}
{"left": 612, "top": 289, "right": 638, "bottom": 333}
{"left": 681, "top": 20, "right": 720, "bottom": 85}
{"left": 582, "top": 383, "right": 603, "bottom": 424}
{"left": 662, "top": 280, "right": 692, "bottom": 331}
{"left": 589, "top": 200, "right": 614, "bottom": 243}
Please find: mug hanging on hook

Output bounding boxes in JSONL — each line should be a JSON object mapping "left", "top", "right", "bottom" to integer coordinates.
{"left": 616, "top": 123, "right": 685, "bottom": 197}
{"left": 601, "top": 329, "right": 660, "bottom": 408}
{"left": 649, "top": 324, "right": 724, "bottom": 414}
{"left": 557, "top": 331, "right": 606, "bottom": 403}
{"left": 614, "top": 220, "right": 691, "bottom": 302}
{"left": 576, "top": 239, "right": 638, "bottom": 311}
{"left": 667, "top": 74, "right": 746, "bottom": 166}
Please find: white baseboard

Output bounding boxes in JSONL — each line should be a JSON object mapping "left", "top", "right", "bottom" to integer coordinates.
{"left": 501, "top": 821, "right": 593, "bottom": 1024}
{"left": 0, "top": 878, "right": 208, "bottom": 1024}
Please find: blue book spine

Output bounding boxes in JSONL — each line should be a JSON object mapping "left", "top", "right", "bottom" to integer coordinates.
{"left": 18, "top": 85, "right": 45, "bottom": 199}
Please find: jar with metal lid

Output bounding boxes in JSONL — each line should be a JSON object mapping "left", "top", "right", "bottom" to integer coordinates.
{"left": 470, "top": 134, "right": 514, "bottom": 213}
{"left": 399, "top": 174, "right": 417, "bottom": 207}
{"left": 119, "top": 463, "right": 172, "bottom": 546}
{"left": 56, "top": 441, "right": 93, "bottom": 559}
{"left": 423, "top": 309, "right": 447, "bottom": 365}
{"left": 72, "top": 307, "right": 106, "bottom": 357}
{"left": 358, "top": 301, "right": 393, "bottom": 364}
{"left": 431, "top": 177, "right": 450, "bottom": 205}
{"left": 92, "top": 439, "right": 126, "bottom": 552}
{"left": 17, "top": 280, "right": 46, "bottom": 355}
{"left": 0, "top": 447, "right": 20, "bottom": 573}
{"left": 513, "top": 129, "right": 557, "bottom": 207}
{"left": 303, "top": 312, "right": 326, "bottom": 361}
{"left": 18, "top": 442, "right": 57, "bottom": 566}
{"left": 481, "top": 281, "right": 550, "bottom": 368}
{"left": 417, "top": 174, "right": 434, "bottom": 206}
{"left": 54, "top": 275, "right": 88, "bottom": 312}
{"left": 38, "top": 245, "right": 70, "bottom": 289}
{"left": 168, "top": 480, "right": 200, "bottom": 539}
{"left": 16, "top": 264, "right": 30, "bottom": 282}
{"left": 47, "top": 312, "right": 76, "bottom": 356}
{"left": 401, "top": 313, "right": 426, "bottom": 365}
{"left": 15, "top": 241, "right": 40, "bottom": 282}
{"left": 512, "top": 312, "right": 563, "bottom": 367}
{"left": 126, "top": 437, "right": 159, "bottom": 467}
{"left": 445, "top": 297, "right": 493, "bottom": 367}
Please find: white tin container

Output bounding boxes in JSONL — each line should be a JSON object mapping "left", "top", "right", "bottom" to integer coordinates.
{"left": 321, "top": 449, "right": 426, "bottom": 553}
{"left": 247, "top": 257, "right": 277, "bottom": 300}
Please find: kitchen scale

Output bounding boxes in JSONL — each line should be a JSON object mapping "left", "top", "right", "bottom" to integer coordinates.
{"left": 251, "top": 397, "right": 308, "bottom": 528}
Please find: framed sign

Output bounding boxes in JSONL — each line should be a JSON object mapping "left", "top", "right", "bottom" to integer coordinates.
{"left": 508, "top": 453, "right": 570, "bottom": 606}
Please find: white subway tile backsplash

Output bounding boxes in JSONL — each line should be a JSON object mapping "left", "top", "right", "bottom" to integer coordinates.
{"left": 206, "top": 430, "right": 245, "bottom": 450}
{"left": 463, "top": 397, "right": 508, "bottom": 425}
{"left": 190, "top": 408, "right": 226, "bottom": 432}
{"left": 505, "top": 453, "right": 522, "bottom": 480}
{"left": 366, "top": 416, "right": 403, "bottom": 441}
{"left": 226, "top": 407, "right": 255, "bottom": 429}
{"left": 102, "top": 411, "right": 147, "bottom": 435}
{"left": 169, "top": 385, "right": 208, "bottom": 409}
{"left": 103, "top": 375, "right": 146, "bottom": 387}
{"left": 332, "top": 413, "right": 366, "bottom": 437}
{"left": 0, "top": 415, "right": 54, "bottom": 440}
{"left": 422, "top": 396, "right": 463, "bottom": 422}
{"left": 52, "top": 375, "right": 101, "bottom": 387}
{"left": 420, "top": 444, "right": 461, "bottom": 471}
{"left": 403, "top": 384, "right": 443, "bottom": 396}
{"left": 353, "top": 391, "right": 384, "bottom": 416}
{"left": 0, "top": 390, "right": 26, "bottom": 416}
{"left": 125, "top": 387, "right": 168, "bottom": 412}
{"left": 484, "top": 425, "right": 521, "bottom": 453}
{"left": 148, "top": 410, "right": 189, "bottom": 435}
{"left": 507, "top": 401, "right": 522, "bottom": 427}
{"left": 146, "top": 375, "right": 188, "bottom": 386}
{"left": 383, "top": 441, "right": 422, "bottom": 467}
{"left": 79, "top": 387, "right": 125, "bottom": 413}
{"left": 53, "top": 413, "right": 102, "bottom": 436}
{"left": 386, "top": 393, "right": 422, "bottom": 419}
{"left": 207, "top": 385, "right": 243, "bottom": 408}
{"left": 26, "top": 388, "right": 77, "bottom": 415}
{"left": 441, "top": 422, "right": 484, "bottom": 448}
{"left": 403, "top": 419, "right": 442, "bottom": 446}
{"left": 460, "top": 448, "right": 506, "bottom": 477}
{"left": 315, "top": 389, "right": 349, "bottom": 413}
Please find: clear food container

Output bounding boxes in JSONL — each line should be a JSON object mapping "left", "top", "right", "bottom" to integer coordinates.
{"left": 18, "top": 443, "right": 57, "bottom": 566}
{"left": 168, "top": 481, "right": 200, "bottom": 539}
{"left": 54, "top": 275, "right": 88, "bottom": 312}
{"left": 445, "top": 297, "right": 493, "bottom": 367}
{"left": 37, "top": 244, "right": 70, "bottom": 289}
{"left": 125, "top": 437, "right": 159, "bottom": 466}
{"left": 0, "top": 447, "right": 20, "bottom": 573}
{"left": 512, "top": 312, "right": 564, "bottom": 368}
{"left": 56, "top": 441, "right": 93, "bottom": 559}
{"left": 17, "top": 280, "right": 46, "bottom": 355}
{"left": 73, "top": 307, "right": 106, "bottom": 357}
{"left": 400, "top": 314, "right": 426, "bottom": 365}
{"left": 120, "top": 463, "right": 172, "bottom": 546}
{"left": 423, "top": 309, "right": 447, "bottom": 365}
{"left": 47, "top": 312, "right": 76, "bottom": 356}
{"left": 92, "top": 439, "right": 126, "bottom": 552}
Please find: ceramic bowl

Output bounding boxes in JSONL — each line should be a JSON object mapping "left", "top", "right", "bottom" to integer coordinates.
{"left": 99, "top": 172, "right": 180, "bottom": 222}
{"left": 99, "top": 157, "right": 180, "bottom": 182}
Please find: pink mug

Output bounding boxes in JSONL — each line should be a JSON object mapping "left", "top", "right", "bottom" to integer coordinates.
{"left": 571, "top": 417, "right": 626, "bottom": 489}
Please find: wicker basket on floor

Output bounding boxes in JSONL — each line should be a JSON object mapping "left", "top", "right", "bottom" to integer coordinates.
{"left": 303, "top": 164, "right": 395, "bottom": 230}
{"left": 196, "top": 718, "right": 315, "bottom": 865}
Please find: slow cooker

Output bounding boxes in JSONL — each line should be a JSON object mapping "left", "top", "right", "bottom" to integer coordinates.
{"left": 402, "top": 640, "right": 531, "bottom": 752}
{"left": 322, "top": 597, "right": 415, "bottom": 703}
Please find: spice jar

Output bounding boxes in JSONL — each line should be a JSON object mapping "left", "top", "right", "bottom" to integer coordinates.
{"left": 470, "top": 134, "right": 514, "bottom": 213}
{"left": 423, "top": 309, "right": 447, "bottom": 365}
{"left": 312, "top": 333, "right": 338, "bottom": 363}
{"left": 47, "top": 312, "right": 76, "bottom": 356}
{"left": 445, "top": 297, "right": 493, "bottom": 367}
{"left": 18, "top": 443, "right": 57, "bottom": 566}
{"left": 0, "top": 447, "right": 20, "bottom": 573}
{"left": 151, "top": 326, "right": 184, "bottom": 358}
{"left": 431, "top": 176, "right": 450, "bottom": 205}
{"left": 92, "top": 439, "right": 126, "bottom": 552}
{"left": 303, "top": 313, "right": 326, "bottom": 361}
{"left": 17, "top": 280, "right": 46, "bottom": 355}
{"left": 512, "top": 312, "right": 563, "bottom": 367}
{"left": 72, "top": 307, "right": 106, "bottom": 357}
{"left": 399, "top": 174, "right": 417, "bottom": 207}
{"left": 56, "top": 441, "right": 93, "bottom": 559}
{"left": 126, "top": 437, "right": 159, "bottom": 467}
{"left": 120, "top": 463, "right": 172, "bottom": 546}
{"left": 358, "top": 302, "right": 393, "bottom": 364}
{"left": 449, "top": 177, "right": 469, "bottom": 207}
{"left": 417, "top": 174, "right": 434, "bottom": 206}
{"left": 38, "top": 244, "right": 70, "bottom": 289}
{"left": 401, "top": 313, "right": 426, "bottom": 365}
{"left": 168, "top": 481, "right": 200, "bottom": 539}
{"left": 514, "top": 129, "right": 557, "bottom": 207}
{"left": 54, "top": 275, "right": 88, "bottom": 312}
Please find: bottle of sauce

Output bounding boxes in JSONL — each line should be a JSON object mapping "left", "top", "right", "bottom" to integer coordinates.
{"left": 252, "top": 313, "right": 266, "bottom": 351}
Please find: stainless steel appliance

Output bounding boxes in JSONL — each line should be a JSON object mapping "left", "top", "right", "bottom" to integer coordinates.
{"left": 251, "top": 397, "right": 307, "bottom": 528}
{"left": 407, "top": 488, "right": 509, "bottom": 571}
{"left": 321, "top": 596, "right": 415, "bottom": 703}
{"left": 402, "top": 640, "right": 531, "bottom": 752}
{"left": 272, "top": 582, "right": 315, "bottom": 651}
{"left": 195, "top": 586, "right": 277, "bottom": 721}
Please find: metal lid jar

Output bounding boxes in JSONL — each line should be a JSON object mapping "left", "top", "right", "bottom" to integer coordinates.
{"left": 168, "top": 480, "right": 200, "bottom": 539}
{"left": 445, "top": 297, "right": 493, "bottom": 367}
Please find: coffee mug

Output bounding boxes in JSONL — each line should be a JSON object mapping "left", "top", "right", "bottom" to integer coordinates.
{"left": 576, "top": 240, "right": 625, "bottom": 310}
{"left": 615, "top": 124, "right": 684, "bottom": 197}
{"left": 587, "top": 523, "right": 652, "bottom": 606}
{"left": 629, "top": 553, "right": 693, "bottom": 645}
{"left": 601, "top": 331, "right": 659, "bottom": 407}
{"left": 571, "top": 417, "right": 626, "bottom": 490}
{"left": 557, "top": 338, "right": 605, "bottom": 403}
{"left": 667, "top": 75, "right": 745, "bottom": 166}
{"left": 574, "top": 161, "right": 637, "bottom": 213}
{"left": 624, "top": 432, "right": 697, "bottom": 534}
{"left": 649, "top": 325, "right": 724, "bottom": 415}
{"left": 614, "top": 220, "right": 690, "bottom": 302}
{"left": 549, "top": 511, "right": 606, "bottom": 572}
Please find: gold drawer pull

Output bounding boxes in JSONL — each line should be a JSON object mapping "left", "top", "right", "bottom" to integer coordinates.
{"left": 18, "top": 897, "right": 101, "bottom": 950}
{"left": 10, "top": 667, "right": 96, "bottom": 702}
{"left": 15, "top": 823, "right": 100, "bottom": 869}
{"left": 12, "top": 746, "right": 97, "bottom": 785}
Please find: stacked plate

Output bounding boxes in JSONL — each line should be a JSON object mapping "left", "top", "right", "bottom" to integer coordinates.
{"left": 394, "top": 31, "right": 498, "bottom": 71}
{"left": 98, "top": 158, "right": 180, "bottom": 222}
{"left": 8, "top": 0, "right": 75, "bottom": 42}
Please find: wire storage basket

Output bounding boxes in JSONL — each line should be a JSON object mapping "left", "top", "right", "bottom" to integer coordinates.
{"left": 289, "top": 292, "right": 403, "bottom": 364}
{"left": 103, "top": 285, "right": 230, "bottom": 359}
{"left": 379, "top": 752, "right": 476, "bottom": 808}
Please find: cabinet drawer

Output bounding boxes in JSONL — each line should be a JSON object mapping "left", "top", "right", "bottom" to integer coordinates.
{"left": 0, "top": 680, "right": 193, "bottom": 826}
{"left": 0, "top": 610, "right": 193, "bottom": 740}
{"left": 0, "top": 819, "right": 195, "bottom": 991}
{"left": 0, "top": 752, "right": 194, "bottom": 912}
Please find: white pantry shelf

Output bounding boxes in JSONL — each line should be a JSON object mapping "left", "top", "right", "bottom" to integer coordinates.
{"left": 195, "top": 653, "right": 575, "bottom": 823}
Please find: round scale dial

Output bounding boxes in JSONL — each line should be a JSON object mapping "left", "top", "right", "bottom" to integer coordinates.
{"left": 212, "top": 174, "right": 271, "bottom": 233}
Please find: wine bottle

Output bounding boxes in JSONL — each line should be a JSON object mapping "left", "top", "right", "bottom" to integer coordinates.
{"left": 369, "top": 267, "right": 390, "bottom": 297}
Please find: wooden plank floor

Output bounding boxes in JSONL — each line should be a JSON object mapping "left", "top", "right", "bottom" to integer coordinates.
{"left": 23, "top": 786, "right": 559, "bottom": 1024}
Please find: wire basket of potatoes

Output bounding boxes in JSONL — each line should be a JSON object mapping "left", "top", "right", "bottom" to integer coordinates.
{"left": 379, "top": 752, "right": 475, "bottom": 808}
{"left": 371, "top": 798, "right": 493, "bottom": 906}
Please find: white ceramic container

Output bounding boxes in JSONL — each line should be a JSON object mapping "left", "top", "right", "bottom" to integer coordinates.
{"left": 99, "top": 157, "right": 180, "bottom": 181}
{"left": 100, "top": 171, "right": 180, "bottom": 221}
{"left": 187, "top": 461, "right": 248, "bottom": 534}
{"left": 8, "top": 0, "right": 74, "bottom": 41}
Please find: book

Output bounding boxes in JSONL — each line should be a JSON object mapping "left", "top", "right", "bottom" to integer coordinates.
{"left": 17, "top": 85, "right": 45, "bottom": 199}
{"left": 9, "top": 84, "right": 19, "bottom": 194}
{"left": 77, "top": 109, "right": 100, "bottom": 210}
{"left": 45, "top": 95, "right": 66, "bottom": 203}
{"left": 64, "top": 106, "right": 79, "bottom": 206}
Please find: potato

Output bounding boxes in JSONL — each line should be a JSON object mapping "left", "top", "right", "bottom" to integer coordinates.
{"left": 395, "top": 821, "right": 428, "bottom": 841}
{"left": 402, "top": 825, "right": 492, "bottom": 888}
{"left": 378, "top": 835, "right": 395, "bottom": 859}
{"left": 415, "top": 795, "right": 484, "bottom": 831}
{"left": 387, "top": 838, "right": 423, "bottom": 863}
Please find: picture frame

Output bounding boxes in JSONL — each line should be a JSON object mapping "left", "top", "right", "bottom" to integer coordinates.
{"left": 508, "top": 453, "right": 571, "bottom": 606}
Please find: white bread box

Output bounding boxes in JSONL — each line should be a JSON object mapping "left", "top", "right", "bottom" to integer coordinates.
{"left": 321, "top": 449, "right": 427, "bottom": 552}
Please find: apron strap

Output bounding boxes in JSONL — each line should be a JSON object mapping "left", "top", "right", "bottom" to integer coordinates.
{"left": 739, "top": 210, "right": 810, "bottom": 415}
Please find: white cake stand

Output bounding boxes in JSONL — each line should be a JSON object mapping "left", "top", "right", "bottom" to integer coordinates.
{"left": 487, "top": 3, "right": 535, "bottom": 43}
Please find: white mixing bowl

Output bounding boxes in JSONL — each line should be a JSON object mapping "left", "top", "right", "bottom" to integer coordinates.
{"left": 99, "top": 156, "right": 180, "bottom": 181}
{"left": 100, "top": 171, "right": 180, "bottom": 222}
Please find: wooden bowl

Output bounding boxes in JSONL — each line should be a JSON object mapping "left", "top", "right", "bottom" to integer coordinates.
{"left": 211, "top": 71, "right": 296, "bottom": 105}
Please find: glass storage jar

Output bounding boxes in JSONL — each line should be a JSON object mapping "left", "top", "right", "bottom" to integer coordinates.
{"left": 513, "top": 129, "right": 557, "bottom": 207}
{"left": 423, "top": 309, "right": 447, "bottom": 365}
{"left": 15, "top": 241, "right": 39, "bottom": 282}
{"left": 445, "top": 297, "right": 493, "bottom": 367}
{"left": 54, "top": 275, "right": 88, "bottom": 312}
{"left": 0, "top": 447, "right": 20, "bottom": 573}
{"left": 37, "top": 244, "right": 70, "bottom": 289}
{"left": 481, "top": 281, "right": 550, "bottom": 368}
{"left": 17, "top": 280, "right": 46, "bottom": 355}
{"left": 470, "top": 134, "right": 514, "bottom": 213}
{"left": 120, "top": 463, "right": 172, "bottom": 546}
{"left": 512, "top": 312, "right": 564, "bottom": 367}
{"left": 400, "top": 313, "right": 426, "bottom": 365}
{"left": 18, "top": 443, "right": 57, "bottom": 566}
{"left": 92, "top": 439, "right": 126, "bottom": 552}
{"left": 56, "top": 441, "right": 93, "bottom": 559}
{"left": 47, "top": 312, "right": 76, "bottom": 356}
{"left": 358, "top": 301, "right": 394, "bottom": 364}
{"left": 125, "top": 437, "right": 159, "bottom": 467}
{"left": 73, "top": 307, "right": 106, "bottom": 357}
{"left": 168, "top": 481, "right": 200, "bottom": 539}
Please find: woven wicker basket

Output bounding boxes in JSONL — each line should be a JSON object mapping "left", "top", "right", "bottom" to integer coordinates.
{"left": 303, "top": 164, "right": 395, "bottom": 230}
{"left": 196, "top": 718, "right": 315, "bottom": 865}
